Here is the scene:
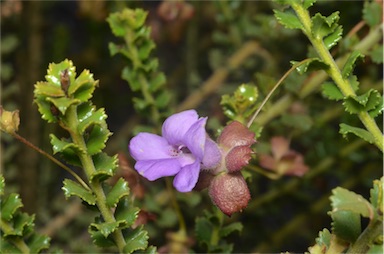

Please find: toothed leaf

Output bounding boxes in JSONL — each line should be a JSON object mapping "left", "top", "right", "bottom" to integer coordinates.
{"left": 62, "top": 179, "right": 96, "bottom": 205}
{"left": 1, "top": 193, "right": 23, "bottom": 221}
{"left": 322, "top": 82, "right": 344, "bottom": 101}
{"left": 123, "top": 226, "right": 149, "bottom": 254}
{"left": 339, "top": 123, "right": 375, "bottom": 144}
{"left": 342, "top": 51, "right": 364, "bottom": 79}
{"left": 106, "top": 178, "right": 130, "bottom": 208}
{"left": 274, "top": 9, "right": 303, "bottom": 30}
{"left": 90, "top": 153, "right": 117, "bottom": 182}
{"left": 330, "top": 210, "right": 361, "bottom": 243}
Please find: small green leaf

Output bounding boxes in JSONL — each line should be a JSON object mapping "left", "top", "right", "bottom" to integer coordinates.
{"left": 343, "top": 89, "right": 381, "bottom": 114}
{"left": 370, "top": 178, "right": 383, "bottom": 215}
{"left": 315, "top": 228, "right": 332, "bottom": 250}
{"left": 86, "top": 125, "right": 111, "bottom": 155}
{"left": 123, "top": 226, "right": 149, "bottom": 254}
{"left": 330, "top": 187, "right": 374, "bottom": 219}
{"left": 311, "top": 12, "right": 340, "bottom": 39}
{"left": 46, "top": 97, "right": 80, "bottom": 115}
{"left": 90, "top": 153, "right": 117, "bottom": 182}
{"left": 149, "top": 73, "right": 166, "bottom": 92}
{"left": 339, "top": 123, "right": 375, "bottom": 144}
{"left": 28, "top": 234, "right": 51, "bottom": 253}
{"left": 302, "top": 0, "right": 316, "bottom": 9}
{"left": 121, "top": 67, "right": 141, "bottom": 91}
{"left": 115, "top": 199, "right": 140, "bottom": 227}
{"left": 106, "top": 178, "right": 130, "bottom": 208}
{"left": 62, "top": 179, "right": 96, "bottom": 205}
{"left": 46, "top": 60, "right": 76, "bottom": 87}
{"left": 90, "top": 220, "right": 127, "bottom": 238}
{"left": 34, "top": 96, "right": 58, "bottom": 123}
{"left": 322, "top": 82, "right": 344, "bottom": 101}
{"left": 195, "top": 217, "right": 213, "bottom": 245}
{"left": 50, "top": 134, "right": 83, "bottom": 155}
{"left": 138, "top": 38, "right": 155, "bottom": 60}
{"left": 369, "top": 45, "right": 383, "bottom": 64}
{"left": 274, "top": 9, "right": 303, "bottom": 30}
{"left": 219, "top": 222, "right": 243, "bottom": 238}
{"left": 330, "top": 210, "right": 361, "bottom": 243}
{"left": 1, "top": 193, "right": 23, "bottom": 221}
{"left": 34, "top": 81, "right": 65, "bottom": 97}
{"left": 324, "top": 25, "right": 343, "bottom": 50}
{"left": 5, "top": 213, "right": 35, "bottom": 237}
{"left": 292, "top": 58, "right": 329, "bottom": 74}
{"left": 78, "top": 108, "right": 107, "bottom": 135}
{"left": 363, "top": 1, "right": 382, "bottom": 27}
{"left": 0, "top": 175, "right": 5, "bottom": 196}
{"left": 154, "top": 90, "right": 171, "bottom": 109}
{"left": 342, "top": 51, "right": 364, "bottom": 79}
{"left": 89, "top": 229, "right": 115, "bottom": 247}
{"left": 70, "top": 70, "right": 98, "bottom": 102}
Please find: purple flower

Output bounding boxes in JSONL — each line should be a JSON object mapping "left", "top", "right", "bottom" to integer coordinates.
{"left": 129, "top": 110, "right": 221, "bottom": 192}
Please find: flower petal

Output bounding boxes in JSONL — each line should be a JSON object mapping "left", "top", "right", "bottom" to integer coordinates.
{"left": 201, "top": 138, "right": 221, "bottom": 169}
{"left": 129, "top": 133, "right": 173, "bottom": 161}
{"left": 162, "top": 110, "right": 199, "bottom": 145}
{"left": 135, "top": 158, "right": 181, "bottom": 181}
{"left": 184, "top": 117, "right": 207, "bottom": 161}
{"left": 173, "top": 160, "right": 201, "bottom": 192}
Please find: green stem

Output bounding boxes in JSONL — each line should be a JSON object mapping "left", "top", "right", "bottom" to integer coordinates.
{"left": 0, "top": 218, "right": 30, "bottom": 254}
{"left": 165, "top": 178, "right": 186, "bottom": 234}
{"left": 11, "top": 132, "right": 90, "bottom": 191}
{"left": 291, "top": 3, "right": 383, "bottom": 152}
{"left": 210, "top": 208, "right": 224, "bottom": 247}
{"left": 347, "top": 218, "right": 383, "bottom": 253}
{"left": 66, "top": 106, "right": 126, "bottom": 253}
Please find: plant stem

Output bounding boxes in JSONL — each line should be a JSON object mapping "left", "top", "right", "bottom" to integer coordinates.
{"left": 291, "top": 3, "right": 383, "bottom": 151}
{"left": 165, "top": 178, "right": 186, "bottom": 234}
{"left": 11, "top": 132, "right": 90, "bottom": 191}
{"left": 66, "top": 106, "right": 126, "bottom": 253}
{"left": 0, "top": 218, "right": 30, "bottom": 254}
{"left": 347, "top": 218, "right": 383, "bottom": 253}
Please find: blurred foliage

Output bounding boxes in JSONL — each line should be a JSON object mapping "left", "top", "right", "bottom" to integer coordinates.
{"left": 1, "top": 0, "right": 382, "bottom": 253}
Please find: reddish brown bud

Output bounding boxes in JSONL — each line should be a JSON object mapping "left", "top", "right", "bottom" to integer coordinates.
{"left": 218, "top": 121, "right": 255, "bottom": 150}
{"left": 60, "top": 69, "right": 70, "bottom": 95}
{"left": 208, "top": 172, "right": 250, "bottom": 216}
{"left": 226, "top": 146, "right": 253, "bottom": 173}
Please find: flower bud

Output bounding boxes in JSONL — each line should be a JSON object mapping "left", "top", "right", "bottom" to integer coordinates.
{"left": 226, "top": 146, "right": 253, "bottom": 173}
{"left": 218, "top": 121, "right": 255, "bottom": 150}
{"left": 208, "top": 172, "right": 250, "bottom": 216}
{"left": 0, "top": 106, "right": 20, "bottom": 134}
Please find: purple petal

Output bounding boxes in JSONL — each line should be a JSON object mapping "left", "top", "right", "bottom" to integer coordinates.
{"left": 129, "top": 133, "right": 172, "bottom": 161}
{"left": 162, "top": 110, "right": 199, "bottom": 145}
{"left": 201, "top": 138, "right": 221, "bottom": 169}
{"left": 135, "top": 158, "right": 181, "bottom": 181}
{"left": 184, "top": 117, "right": 207, "bottom": 161}
{"left": 173, "top": 160, "right": 201, "bottom": 192}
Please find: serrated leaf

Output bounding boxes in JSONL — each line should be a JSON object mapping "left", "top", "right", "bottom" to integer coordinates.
{"left": 28, "top": 234, "right": 51, "bottom": 253}
{"left": 106, "top": 178, "right": 130, "bottom": 208}
{"left": 0, "top": 241, "right": 22, "bottom": 253}
{"left": 292, "top": 58, "right": 329, "bottom": 74}
{"left": 90, "top": 153, "right": 117, "bottom": 182}
{"left": 78, "top": 108, "right": 107, "bottom": 135}
{"left": 330, "top": 210, "right": 361, "bottom": 243}
{"left": 123, "top": 226, "right": 149, "bottom": 254}
{"left": 369, "top": 45, "right": 383, "bottom": 64}
{"left": 154, "top": 90, "right": 171, "bottom": 109}
{"left": 46, "top": 97, "right": 80, "bottom": 115}
{"left": 121, "top": 67, "right": 141, "bottom": 91}
{"left": 370, "top": 178, "right": 383, "bottom": 214}
{"left": 50, "top": 134, "right": 83, "bottom": 155}
{"left": 1, "top": 193, "right": 23, "bottom": 221}
{"left": 4, "top": 213, "right": 35, "bottom": 237}
{"left": 311, "top": 12, "right": 340, "bottom": 39}
{"left": 322, "top": 82, "right": 344, "bottom": 100}
{"left": 342, "top": 51, "right": 364, "bottom": 78}
{"left": 315, "top": 228, "right": 332, "bottom": 250}
{"left": 324, "top": 25, "right": 343, "bottom": 50}
{"left": 133, "top": 97, "right": 150, "bottom": 111}
{"left": 149, "top": 72, "right": 166, "bottom": 92}
{"left": 62, "top": 179, "right": 96, "bottom": 205}
{"left": 343, "top": 89, "right": 381, "bottom": 114}
{"left": 0, "top": 175, "right": 4, "bottom": 196}
{"left": 34, "top": 96, "right": 58, "bottom": 123}
{"left": 219, "top": 222, "right": 243, "bottom": 238}
{"left": 68, "top": 69, "right": 96, "bottom": 97}
{"left": 90, "top": 220, "right": 128, "bottom": 238}
{"left": 115, "top": 199, "right": 140, "bottom": 227}
{"left": 330, "top": 187, "right": 374, "bottom": 219}
{"left": 339, "top": 123, "right": 375, "bottom": 144}
{"left": 34, "top": 81, "right": 65, "bottom": 97}
{"left": 46, "top": 60, "right": 76, "bottom": 88}
{"left": 195, "top": 217, "right": 213, "bottom": 245}
{"left": 138, "top": 38, "right": 155, "bottom": 60}
{"left": 274, "top": 9, "right": 303, "bottom": 30}
{"left": 85, "top": 125, "right": 111, "bottom": 155}
{"left": 135, "top": 245, "right": 157, "bottom": 254}
{"left": 369, "top": 101, "right": 384, "bottom": 118}
{"left": 303, "top": 0, "right": 316, "bottom": 9}
{"left": 89, "top": 230, "right": 116, "bottom": 248}
{"left": 363, "top": 1, "right": 382, "bottom": 27}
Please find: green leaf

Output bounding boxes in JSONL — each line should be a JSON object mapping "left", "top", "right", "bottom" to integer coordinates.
{"left": 50, "top": 134, "right": 83, "bottom": 155}
{"left": 342, "top": 51, "right": 364, "bottom": 79}
{"left": 121, "top": 67, "right": 141, "bottom": 91}
{"left": 106, "top": 178, "right": 130, "bottom": 208}
{"left": 219, "top": 222, "right": 243, "bottom": 238}
{"left": 78, "top": 108, "right": 107, "bottom": 135}
{"left": 90, "top": 153, "right": 117, "bottom": 182}
{"left": 90, "top": 220, "right": 128, "bottom": 238}
{"left": 34, "top": 96, "right": 58, "bottom": 123}
{"left": 195, "top": 217, "right": 213, "bottom": 246}
{"left": 315, "top": 228, "right": 332, "bottom": 250}
{"left": 5, "top": 212, "right": 35, "bottom": 237}
{"left": 46, "top": 97, "right": 80, "bottom": 115}
{"left": 45, "top": 59, "right": 76, "bottom": 88}
{"left": 138, "top": 39, "right": 155, "bottom": 61}
{"left": 302, "top": 0, "right": 316, "bottom": 9}
{"left": 1, "top": 193, "right": 23, "bottom": 221}
{"left": 370, "top": 178, "right": 383, "bottom": 215}
{"left": 62, "top": 179, "right": 96, "bottom": 205}
{"left": 363, "top": 1, "right": 382, "bottom": 27}
{"left": 154, "top": 90, "right": 171, "bottom": 109}
{"left": 330, "top": 187, "right": 374, "bottom": 219}
{"left": 149, "top": 73, "right": 166, "bottom": 92}
{"left": 292, "top": 58, "right": 329, "bottom": 74}
{"left": 89, "top": 229, "right": 115, "bottom": 247}
{"left": 28, "top": 234, "right": 51, "bottom": 253}
{"left": 70, "top": 69, "right": 98, "bottom": 102}
{"left": 115, "top": 199, "right": 140, "bottom": 227}
{"left": 322, "top": 82, "right": 344, "bottom": 101}
{"left": 367, "top": 244, "right": 384, "bottom": 254}
{"left": 324, "top": 25, "right": 343, "bottom": 50}
{"left": 274, "top": 9, "right": 303, "bottom": 30}
{"left": 85, "top": 125, "right": 112, "bottom": 155}
{"left": 339, "top": 123, "right": 375, "bottom": 144}
{"left": 34, "top": 81, "right": 65, "bottom": 97}
{"left": 311, "top": 12, "right": 340, "bottom": 39}
{"left": 123, "top": 226, "right": 149, "bottom": 253}
{"left": 0, "top": 175, "right": 4, "bottom": 196}
{"left": 343, "top": 89, "right": 381, "bottom": 114}
{"left": 369, "top": 45, "right": 383, "bottom": 64}
{"left": 330, "top": 210, "right": 361, "bottom": 243}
